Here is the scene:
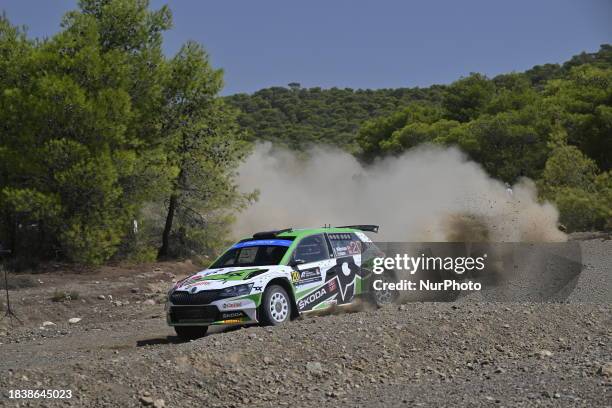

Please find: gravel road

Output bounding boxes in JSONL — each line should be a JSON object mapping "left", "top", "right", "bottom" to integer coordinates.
{"left": 0, "top": 239, "right": 610, "bottom": 407}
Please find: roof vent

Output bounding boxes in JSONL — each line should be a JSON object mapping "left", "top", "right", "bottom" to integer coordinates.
{"left": 252, "top": 228, "right": 293, "bottom": 239}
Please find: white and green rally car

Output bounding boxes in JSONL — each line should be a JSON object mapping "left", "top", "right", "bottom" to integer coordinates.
{"left": 166, "top": 225, "right": 394, "bottom": 339}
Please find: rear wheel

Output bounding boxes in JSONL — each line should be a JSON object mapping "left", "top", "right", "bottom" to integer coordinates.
{"left": 259, "top": 285, "right": 292, "bottom": 326}
{"left": 370, "top": 270, "right": 400, "bottom": 307}
{"left": 174, "top": 325, "right": 208, "bottom": 340}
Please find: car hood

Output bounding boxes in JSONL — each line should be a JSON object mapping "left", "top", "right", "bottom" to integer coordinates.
{"left": 173, "top": 266, "right": 274, "bottom": 292}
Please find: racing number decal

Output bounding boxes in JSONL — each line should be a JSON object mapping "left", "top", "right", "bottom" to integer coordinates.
{"left": 347, "top": 240, "right": 361, "bottom": 255}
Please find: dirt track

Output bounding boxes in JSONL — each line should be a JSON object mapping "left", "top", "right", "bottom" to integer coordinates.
{"left": 0, "top": 239, "right": 610, "bottom": 407}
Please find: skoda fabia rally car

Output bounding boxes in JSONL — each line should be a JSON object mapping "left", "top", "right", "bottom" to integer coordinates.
{"left": 166, "top": 225, "right": 393, "bottom": 339}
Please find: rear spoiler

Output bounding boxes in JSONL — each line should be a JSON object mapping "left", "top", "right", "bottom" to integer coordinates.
{"left": 336, "top": 225, "right": 379, "bottom": 233}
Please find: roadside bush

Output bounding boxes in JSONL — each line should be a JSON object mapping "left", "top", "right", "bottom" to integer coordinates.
{"left": 538, "top": 132, "right": 611, "bottom": 232}
{"left": 550, "top": 187, "right": 609, "bottom": 231}
{"left": 51, "top": 290, "right": 80, "bottom": 302}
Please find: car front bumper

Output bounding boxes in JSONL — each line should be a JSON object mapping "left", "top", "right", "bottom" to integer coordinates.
{"left": 166, "top": 304, "right": 258, "bottom": 326}
{"left": 165, "top": 293, "right": 259, "bottom": 326}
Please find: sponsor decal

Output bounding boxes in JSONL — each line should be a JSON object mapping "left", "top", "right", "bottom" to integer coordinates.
{"left": 221, "top": 311, "right": 245, "bottom": 319}
{"left": 298, "top": 286, "right": 328, "bottom": 311}
{"left": 223, "top": 301, "right": 244, "bottom": 309}
{"left": 334, "top": 247, "right": 348, "bottom": 257}
{"left": 327, "top": 278, "right": 337, "bottom": 292}
{"left": 185, "top": 280, "right": 213, "bottom": 289}
{"left": 195, "top": 269, "right": 262, "bottom": 283}
{"left": 328, "top": 233, "right": 352, "bottom": 241}
{"left": 220, "top": 318, "right": 245, "bottom": 324}
{"left": 173, "top": 277, "right": 191, "bottom": 289}
{"left": 232, "top": 239, "right": 292, "bottom": 249}
{"left": 182, "top": 273, "right": 246, "bottom": 288}
{"left": 296, "top": 267, "right": 322, "bottom": 286}
{"left": 297, "top": 277, "right": 341, "bottom": 312}
{"left": 291, "top": 271, "right": 300, "bottom": 283}
{"left": 183, "top": 275, "right": 205, "bottom": 285}
{"left": 252, "top": 286, "right": 262, "bottom": 292}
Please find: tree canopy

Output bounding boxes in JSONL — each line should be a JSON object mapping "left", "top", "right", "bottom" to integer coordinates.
{"left": 0, "top": 1, "right": 248, "bottom": 266}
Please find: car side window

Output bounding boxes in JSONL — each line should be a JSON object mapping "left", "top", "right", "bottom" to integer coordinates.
{"left": 293, "top": 234, "right": 330, "bottom": 263}
{"left": 327, "top": 232, "right": 362, "bottom": 257}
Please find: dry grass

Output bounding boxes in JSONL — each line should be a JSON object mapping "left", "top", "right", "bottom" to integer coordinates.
{"left": 0, "top": 269, "right": 37, "bottom": 290}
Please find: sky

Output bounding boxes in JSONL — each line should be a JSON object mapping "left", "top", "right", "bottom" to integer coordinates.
{"left": 1, "top": 0, "right": 611, "bottom": 95}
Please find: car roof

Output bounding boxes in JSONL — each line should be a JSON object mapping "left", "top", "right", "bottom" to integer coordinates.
{"left": 277, "top": 227, "right": 357, "bottom": 238}
{"left": 240, "top": 225, "right": 379, "bottom": 243}
{"left": 239, "top": 227, "right": 361, "bottom": 242}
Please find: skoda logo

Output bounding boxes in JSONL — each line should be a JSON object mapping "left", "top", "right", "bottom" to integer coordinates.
{"left": 190, "top": 287, "right": 197, "bottom": 294}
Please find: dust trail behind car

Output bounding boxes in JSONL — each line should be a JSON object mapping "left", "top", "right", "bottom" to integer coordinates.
{"left": 234, "top": 143, "right": 578, "bottom": 302}
{"left": 234, "top": 142, "right": 565, "bottom": 243}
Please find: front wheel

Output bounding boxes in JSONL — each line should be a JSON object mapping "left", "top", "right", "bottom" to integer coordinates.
{"left": 259, "top": 285, "right": 292, "bottom": 326}
{"left": 174, "top": 325, "right": 208, "bottom": 340}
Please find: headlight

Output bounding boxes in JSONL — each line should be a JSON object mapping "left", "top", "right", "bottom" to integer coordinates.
{"left": 219, "top": 283, "right": 253, "bottom": 298}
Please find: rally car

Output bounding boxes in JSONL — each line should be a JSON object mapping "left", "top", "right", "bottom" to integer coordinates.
{"left": 166, "top": 225, "right": 394, "bottom": 339}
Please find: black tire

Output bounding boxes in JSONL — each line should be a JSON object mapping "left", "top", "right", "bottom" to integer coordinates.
{"left": 174, "top": 325, "right": 208, "bottom": 340}
{"left": 369, "top": 270, "right": 400, "bottom": 307}
{"left": 259, "top": 285, "right": 292, "bottom": 326}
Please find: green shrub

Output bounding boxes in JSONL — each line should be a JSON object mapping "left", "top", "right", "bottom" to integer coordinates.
{"left": 51, "top": 290, "right": 80, "bottom": 302}
{"left": 551, "top": 187, "right": 609, "bottom": 231}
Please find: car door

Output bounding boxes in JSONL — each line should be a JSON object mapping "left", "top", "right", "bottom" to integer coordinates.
{"left": 291, "top": 234, "right": 337, "bottom": 312}
{"left": 325, "top": 232, "right": 364, "bottom": 304}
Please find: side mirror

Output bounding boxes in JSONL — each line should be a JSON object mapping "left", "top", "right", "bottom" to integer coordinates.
{"left": 289, "top": 259, "right": 305, "bottom": 267}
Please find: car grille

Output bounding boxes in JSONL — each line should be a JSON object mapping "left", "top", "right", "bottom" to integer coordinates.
{"left": 170, "top": 290, "right": 221, "bottom": 305}
{"left": 169, "top": 305, "right": 219, "bottom": 323}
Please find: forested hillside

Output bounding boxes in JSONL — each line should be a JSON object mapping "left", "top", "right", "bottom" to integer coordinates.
{"left": 226, "top": 85, "right": 445, "bottom": 151}
{"left": 0, "top": 0, "right": 609, "bottom": 268}
{"left": 227, "top": 45, "right": 612, "bottom": 231}
{"left": 226, "top": 46, "right": 611, "bottom": 154}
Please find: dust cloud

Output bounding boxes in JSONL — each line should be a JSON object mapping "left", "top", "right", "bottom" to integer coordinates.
{"left": 234, "top": 143, "right": 566, "bottom": 243}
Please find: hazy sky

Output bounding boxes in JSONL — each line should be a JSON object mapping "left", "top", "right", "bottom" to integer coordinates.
{"left": 2, "top": 0, "right": 611, "bottom": 95}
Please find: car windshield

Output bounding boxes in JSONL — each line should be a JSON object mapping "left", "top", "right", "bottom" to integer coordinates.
{"left": 209, "top": 239, "right": 292, "bottom": 268}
